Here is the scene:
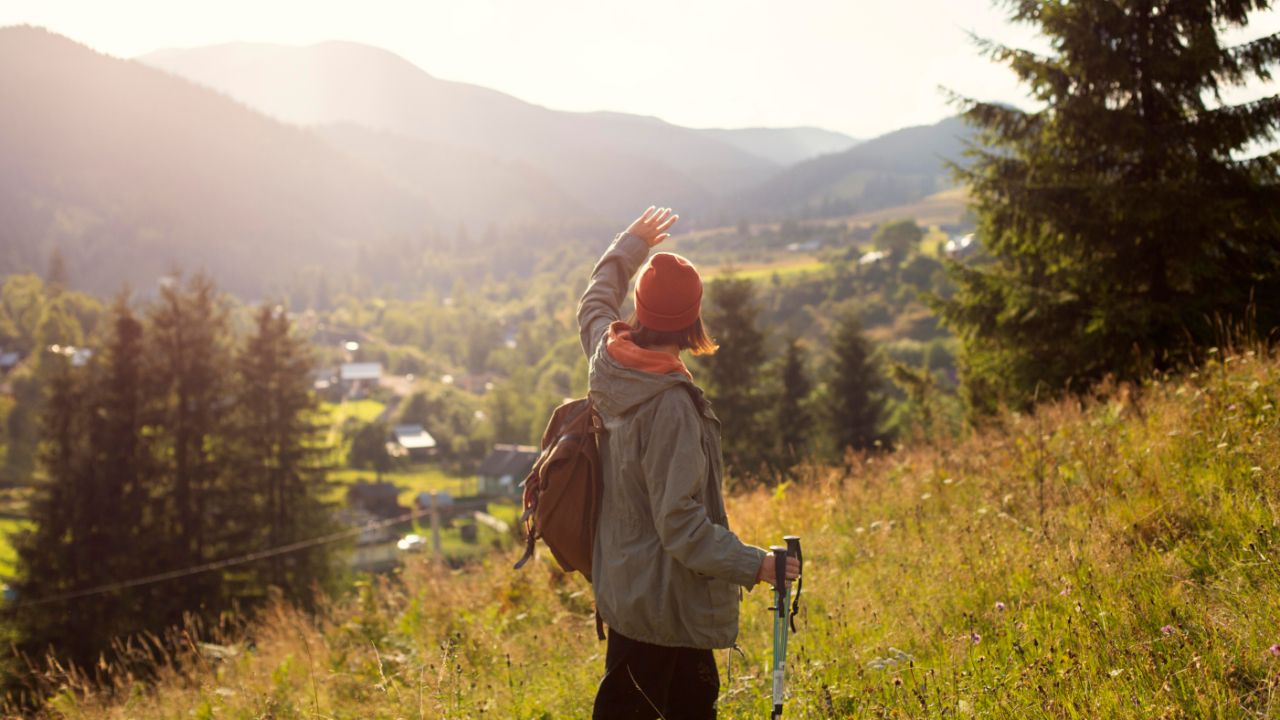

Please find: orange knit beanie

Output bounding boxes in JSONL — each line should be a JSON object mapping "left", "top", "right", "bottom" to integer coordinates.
{"left": 635, "top": 252, "right": 703, "bottom": 332}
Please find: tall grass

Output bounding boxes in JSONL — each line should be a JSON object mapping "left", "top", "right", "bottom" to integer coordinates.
{"left": 10, "top": 351, "right": 1280, "bottom": 718}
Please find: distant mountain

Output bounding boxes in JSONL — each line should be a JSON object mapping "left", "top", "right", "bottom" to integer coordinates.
{"left": 0, "top": 26, "right": 457, "bottom": 297}
{"left": 315, "top": 124, "right": 583, "bottom": 228}
{"left": 735, "top": 116, "right": 973, "bottom": 219}
{"left": 140, "top": 42, "right": 780, "bottom": 218}
{"left": 700, "top": 127, "right": 859, "bottom": 165}
{"left": 0, "top": 26, "right": 973, "bottom": 300}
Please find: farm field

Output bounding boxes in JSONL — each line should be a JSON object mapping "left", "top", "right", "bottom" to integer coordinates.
{"left": 0, "top": 517, "right": 31, "bottom": 580}
{"left": 328, "top": 465, "right": 480, "bottom": 507}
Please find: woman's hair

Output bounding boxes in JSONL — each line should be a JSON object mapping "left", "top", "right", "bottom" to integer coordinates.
{"left": 626, "top": 312, "right": 719, "bottom": 356}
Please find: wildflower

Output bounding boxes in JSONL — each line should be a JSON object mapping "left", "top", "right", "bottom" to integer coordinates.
{"left": 995, "top": 602, "right": 1006, "bottom": 612}
{"left": 971, "top": 632, "right": 981, "bottom": 645}
{"left": 1108, "top": 668, "right": 1124, "bottom": 678}
{"left": 1269, "top": 644, "right": 1280, "bottom": 658}
{"left": 1160, "top": 625, "right": 1175, "bottom": 636}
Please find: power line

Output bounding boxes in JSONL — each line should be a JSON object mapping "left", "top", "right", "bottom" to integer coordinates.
{"left": 3, "top": 506, "right": 428, "bottom": 611}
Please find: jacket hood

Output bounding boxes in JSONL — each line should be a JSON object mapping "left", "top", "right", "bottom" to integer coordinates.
{"left": 589, "top": 331, "right": 696, "bottom": 418}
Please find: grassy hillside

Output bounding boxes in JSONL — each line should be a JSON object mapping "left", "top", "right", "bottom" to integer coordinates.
{"left": 17, "top": 350, "right": 1280, "bottom": 718}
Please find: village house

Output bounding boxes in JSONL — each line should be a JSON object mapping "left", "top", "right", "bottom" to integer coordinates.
{"left": 388, "top": 424, "right": 437, "bottom": 460}
{"left": 476, "top": 444, "right": 539, "bottom": 496}
{"left": 340, "top": 362, "right": 382, "bottom": 399}
{"left": 345, "top": 480, "right": 403, "bottom": 519}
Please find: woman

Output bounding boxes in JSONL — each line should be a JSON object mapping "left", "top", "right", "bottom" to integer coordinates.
{"left": 577, "top": 207, "right": 800, "bottom": 719}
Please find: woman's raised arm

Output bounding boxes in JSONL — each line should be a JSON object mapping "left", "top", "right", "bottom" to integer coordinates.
{"left": 576, "top": 207, "right": 678, "bottom": 358}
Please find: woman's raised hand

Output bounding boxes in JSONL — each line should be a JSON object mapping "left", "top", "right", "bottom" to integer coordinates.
{"left": 626, "top": 206, "right": 679, "bottom": 248}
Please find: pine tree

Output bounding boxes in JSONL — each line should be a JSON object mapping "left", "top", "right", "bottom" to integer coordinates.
{"left": 943, "top": 0, "right": 1280, "bottom": 412}
{"left": 824, "top": 312, "right": 887, "bottom": 457}
{"left": 145, "top": 273, "right": 233, "bottom": 623}
{"left": 10, "top": 352, "right": 91, "bottom": 668}
{"left": 776, "top": 338, "right": 812, "bottom": 471}
{"left": 45, "top": 247, "right": 67, "bottom": 293}
{"left": 232, "top": 304, "right": 336, "bottom": 608}
{"left": 699, "top": 276, "right": 771, "bottom": 482}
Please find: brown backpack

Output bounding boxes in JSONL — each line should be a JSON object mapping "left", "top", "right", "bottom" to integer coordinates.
{"left": 512, "top": 397, "right": 603, "bottom": 581}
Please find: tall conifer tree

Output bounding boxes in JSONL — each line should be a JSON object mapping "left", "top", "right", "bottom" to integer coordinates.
{"left": 11, "top": 352, "right": 89, "bottom": 669}
{"left": 699, "top": 276, "right": 770, "bottom": 483}
{"left": 146, "top": 273, "right": 233, "bottom": 622}
{"left": 11, "top": 297, "right": 148, "bottom": 673}
{"left": 232, "top": 304, "right": 336, "bottom": 608}
{"left": 776, "top": 338, "right": 812, "bottom": 471}
{"left": 824, "top": 312, "right": 887, "bottom": 456}
{"left": 943, "top": 0, "right": 1280, "bottom": 412}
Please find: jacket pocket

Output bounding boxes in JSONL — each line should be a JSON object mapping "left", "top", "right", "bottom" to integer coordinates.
{"left": 706, "top": 577, "right": 738, "bottom": 632}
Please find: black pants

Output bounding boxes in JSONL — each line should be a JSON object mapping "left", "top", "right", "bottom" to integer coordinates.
{"left": 592, "top": 628, "right": 719, "bottom": 720}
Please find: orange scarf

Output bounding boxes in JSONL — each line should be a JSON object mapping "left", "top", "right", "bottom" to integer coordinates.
{"left": 605, "top": 321, "right": 692, "bottom": 379}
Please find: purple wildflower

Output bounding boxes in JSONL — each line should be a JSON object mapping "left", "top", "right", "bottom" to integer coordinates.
{"left": 1269, "top": 644, "right": 1280, "bottom": 658}
{"left": 995, "top": 602, "right": 1006, "bottom": 612}
{"left": 1160, "top": 625, "right": 1175, "bottom": 636}
{"left": 971, "top": 632, "right": 982, "bottom": 645}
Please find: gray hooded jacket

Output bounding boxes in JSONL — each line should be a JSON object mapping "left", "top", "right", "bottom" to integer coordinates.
{"left": 578, "top": 232, "right": 766, "bottom": 649}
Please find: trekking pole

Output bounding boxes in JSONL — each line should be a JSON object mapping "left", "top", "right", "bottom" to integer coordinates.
{"left": 769, "top": 535, "right": 802, "bottom": 719}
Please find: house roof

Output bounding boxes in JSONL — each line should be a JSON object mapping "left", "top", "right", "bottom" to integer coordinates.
{"left": 346, "top": 481, "right": 400, "bottom": 502}
{"left": 341, "top": 362, "right": 382, "bottom": 381}
{"left": 393, "top": 424, "right": 437, "bottom": 450}
{"left": 477, "top": 444, "right": 539, "bottom": 479}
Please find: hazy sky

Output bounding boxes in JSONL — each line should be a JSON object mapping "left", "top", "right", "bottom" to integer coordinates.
{"left": 3, "top": 1, "right": 1277, "bottom": 138}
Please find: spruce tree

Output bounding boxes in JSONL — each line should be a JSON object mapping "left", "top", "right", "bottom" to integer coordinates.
{"left": 776, "top": 338, "right": 812, "bottom": 471}
{"left": 232, "top": 304, "right": 336, "bottom": 608}
{"left": 45, "top": 247, "right": 67, "bottom": 292}
{"left": 943, "top": 0, "right": 1280, "bottom": 411}
{"left": 10, "top": 351, "right": 91, "bottom": 668}
{"left": 11, "top": 297, "right": 147, "bottom": 673}
{"left": 824, "top": 312, "right": 887, "bottom": 456}
{"left": 699, "top": 276, "right": 770, "bottom": 482}
{"left": 145, "top": 273, "right": 233, "bottom": 623}
{"left": 78, "top": 294, "right": 151, "bottom": 652}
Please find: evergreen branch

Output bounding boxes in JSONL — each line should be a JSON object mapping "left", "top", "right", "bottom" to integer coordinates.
{"left": 1192, "top": 94, "right": 1280, "bottom": 149}
{"left": 960, "top": 102, "right": 1042, "bottom": 146}
{"left": 1222, "top": 31, "right": 1280, "bottom": 83}
{"left": 1230, "top": 148, "right": 1280, "bottom": 176}
{"left": 969, "top": 34, "right": 1072, "bottom": 99}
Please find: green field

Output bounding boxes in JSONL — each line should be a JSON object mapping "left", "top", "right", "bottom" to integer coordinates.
{"left": 705, "top": 257, "right": 827, "bottom": 281}
{"left": 328, "top": 465, "right": 482, "bottom": 507}
{"left": 0, "top": 517, "right": 32, "bottom": 580}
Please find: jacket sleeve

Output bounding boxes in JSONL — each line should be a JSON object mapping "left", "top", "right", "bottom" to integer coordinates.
{"left": 640, "top": 390, "right": 766, "bottom": 588}
{"left": 577, "top": 232, "right": 652, "bottom": 358}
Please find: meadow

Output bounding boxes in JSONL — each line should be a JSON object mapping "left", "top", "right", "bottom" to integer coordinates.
{"left": 17, "top": 349, "right": 1280, "bottom": 718}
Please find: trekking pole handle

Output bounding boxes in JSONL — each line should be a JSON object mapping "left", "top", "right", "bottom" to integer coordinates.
{"left": 770, "top": 546, "right": 788, "bottom": 617}
{"left": 784, "top": 536, "right": 801, "bottom": 571}
{"left": 784, "top": 535, "right": 802, "bottom": 633}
